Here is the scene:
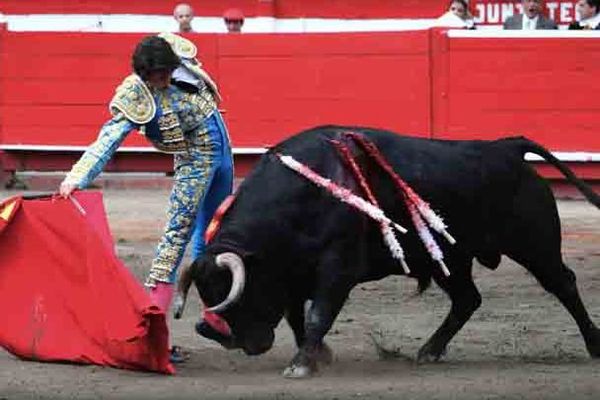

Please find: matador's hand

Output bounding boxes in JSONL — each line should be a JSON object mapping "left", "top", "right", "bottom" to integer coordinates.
{"left": 59, "top": 180, "right": 78, "bottom": 198}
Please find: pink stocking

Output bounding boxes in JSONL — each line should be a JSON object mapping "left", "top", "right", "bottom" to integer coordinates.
{"left": 149, "top": 282, "right": 174, "bottom": 313}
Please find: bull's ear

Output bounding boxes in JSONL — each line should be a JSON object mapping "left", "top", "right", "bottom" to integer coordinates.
{"left": 193, "top": 257, "right": 214, "bottom": 293}
{"left": 196, "top": 256, "right": 222, "bottom": 283}
{"left": 195, "top": 256, "right": 234, "bottom": 303}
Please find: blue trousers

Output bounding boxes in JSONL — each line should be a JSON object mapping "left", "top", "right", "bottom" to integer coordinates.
{"left": 189, "top": 114, "right": 234, "bottom": 261}
{"left": 146, "top": 111, "right": 233, "bottom": 286}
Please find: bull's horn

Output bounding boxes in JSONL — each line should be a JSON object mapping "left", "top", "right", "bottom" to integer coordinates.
{"left": 173, "top": 260, "right": 196, "bottom": 319}
{"left": 206, "top": 252, "right": 246, "bottom": 313}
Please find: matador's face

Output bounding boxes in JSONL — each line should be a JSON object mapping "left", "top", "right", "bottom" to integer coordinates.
{"left": 147, "top": 69, "right": 171, "bottom": 90}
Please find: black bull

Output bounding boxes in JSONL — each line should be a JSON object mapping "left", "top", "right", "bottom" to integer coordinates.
{"left": 175, "top": 125, "right": 600, "bottom": 378}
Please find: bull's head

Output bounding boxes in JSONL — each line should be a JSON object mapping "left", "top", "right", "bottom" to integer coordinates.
{"left": 174, "top": 251, "right": 284, "bottom": 356}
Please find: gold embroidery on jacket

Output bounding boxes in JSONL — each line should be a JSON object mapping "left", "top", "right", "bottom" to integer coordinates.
{"left": 158, "top": 32, "right": 197, "bottom": 59}
{"left": 158, "top": 111, "right": 184, "bottom": 143}
{"left": 146, "top": 132, "right": 215, "bottom": 287}
{"left": 109, "top": 74, "right": 156, "bottom": 124}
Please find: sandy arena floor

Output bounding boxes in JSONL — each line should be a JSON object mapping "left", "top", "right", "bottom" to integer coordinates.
{"left": 1, "top": 188, "right": 600, "bottom": 399}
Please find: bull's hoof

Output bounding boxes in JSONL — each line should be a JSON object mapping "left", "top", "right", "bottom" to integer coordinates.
{"left": 284, "top": 349, "right": 319, "bottom": 378}
{"left": 283, "top": 364, "right": 312, "bottom": 379}
{"left": 586, "top": 341, "right": 600, "bottom": 358}
{"left": 585, "top": 328, "right": 600, "bottom": 358}
{"left": 416, "top": 344, "right": 446, "bottom": 363}
{"left": 589, "top": 348, "right": 600, "bottom": 359}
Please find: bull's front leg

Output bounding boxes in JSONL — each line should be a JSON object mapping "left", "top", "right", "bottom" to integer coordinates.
{"left": 284, "top": 296, "right": 307, "bottom": 347}
{"left": 283, "top": 282, "right": 349, "bottom": 379}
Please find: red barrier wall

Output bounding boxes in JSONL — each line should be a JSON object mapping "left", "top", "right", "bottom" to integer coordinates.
{"left": 0, "top": 0, "right": 446, "bottom": 18}
{"left": 430, "top": 31, "right": 600, "bottom": 152}
{"left": 0, "top": 32, "right": 150, "bottom": 147}
{"left": 1, "top": 29, "right": 600, "bottom": 182}
{"left": 0, "top": 30, "right": 432, "bottom": 148}
{"left": 219, "top": 31, "right": 431, "bottom": 146}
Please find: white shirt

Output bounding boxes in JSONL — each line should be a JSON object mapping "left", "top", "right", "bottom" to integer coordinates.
{"left": 522, "top": 14, "right": 539, "bottom": 30}
{"left": 433, "top": 11, "right": 475, "bottom": 29}
{"left": 172, "top": 62, "right": 202, "bottom": 89}
{"left": 579, "top": 13, "right": 600, "bottom": 29}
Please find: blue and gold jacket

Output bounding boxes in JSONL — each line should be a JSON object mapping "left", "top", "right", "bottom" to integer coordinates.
{"left": 65, "top": 33, "right": 219, "bottom": 188}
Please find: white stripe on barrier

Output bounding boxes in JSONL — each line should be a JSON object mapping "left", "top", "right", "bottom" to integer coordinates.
{"left": 3, "top": 14, "right": 436, "bottom": 33}
{"left": 0, "top": 144, "right": 267, "bottom": 155}
{"left": 1, "top": 144, "right": 598, "bottom": 162}
{"left": 2, "top": 14, "right": 591, "bottom": 34}
{"left": 524, "top": 152, "right": 600, "bottom": 162}
{"left": 447, "top": 29, "right": 600, "bottom": 38}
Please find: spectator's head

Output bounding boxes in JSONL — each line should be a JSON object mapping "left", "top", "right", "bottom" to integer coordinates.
{"left": 174, "top": 3, "right": 194, "bottom": 33}
{"left": 223, "top": 8, "right": 245, "bottom": 33}
{"left": 132, "top": 36, "right": 180, "bottom": 89}
{"left": 521, "top": 0, "right": 543, "bottom": 19}
{"left": 449, "top": 0, "right": 470, "bottom": 20}
{"left": 576, "top": 0, "right": 600, "bottom": 20}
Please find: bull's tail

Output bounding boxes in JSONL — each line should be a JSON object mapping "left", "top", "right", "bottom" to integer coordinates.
{"left": 511, "top": 137, "right": 600, "bottom": 209}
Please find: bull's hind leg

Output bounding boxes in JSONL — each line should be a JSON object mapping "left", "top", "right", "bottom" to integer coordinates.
{"left": 506, "top": 245, "right": 600, "bottom": 357}
{"left": 503, "top": 172, "right": 600, "bottom": 358}
{"left": 530, "top": 261, "right": 600, "bottom": 357}
{"left": 417, "top": 263, "right": 482, "bottom": 362}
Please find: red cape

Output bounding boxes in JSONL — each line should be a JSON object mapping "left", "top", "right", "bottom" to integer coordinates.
{"left": 0, "top": 191, "right": 174, "bottom": 374}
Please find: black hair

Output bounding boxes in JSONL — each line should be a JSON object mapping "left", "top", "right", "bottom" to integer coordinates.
{"left": 586, "top": 0, "right": 600, "bottom": 13}
{"left": 132, "top": 36, "right": 180, "bottom": 80}
{"left": 449, "top": 0, "right": 469, "bottom": 9}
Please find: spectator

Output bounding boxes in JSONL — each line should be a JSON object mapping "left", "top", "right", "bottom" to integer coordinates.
{"left": 568, "top": 0, "right": 600, "bottom": 29}
{"left": 223, "top": 8, "right": 245, "bottom": 33}
{"left": 434, "top": 0, "right": 476, "bottom": 29}
{"left": 59, "top": 34, "right": 233, "bottom": 363}
{"left": 174, "top": 3, "right": 194, "bottom": 33}
{"left": 503, "top": 0, "right": 558, "bottom": 29}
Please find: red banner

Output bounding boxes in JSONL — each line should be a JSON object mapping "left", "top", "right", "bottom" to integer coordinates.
{"left": 470, "top": 1, "right": 578, "bottom": 25}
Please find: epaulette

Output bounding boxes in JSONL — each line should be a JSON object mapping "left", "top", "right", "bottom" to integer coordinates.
{"left": 109, "top": 74, "right": 156, "bottom": 124}
{"left": 157, "top": 32, "right": 221, "bottom": 100}
{"left": 181, "top": 59, "right": 221, "bottom": 101}
{"left": 158, "top": 32, "right": 197, "bottom": 59}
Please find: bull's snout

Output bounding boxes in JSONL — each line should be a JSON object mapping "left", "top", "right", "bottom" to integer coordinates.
{"left": 240, "top": 328, "right": 275, "bottom": 356}
{"left": 195, "top": 320, "right": 237, "bottom": 349}
{"left": 196, "top": 316, "right": 275, "bottom": 355}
